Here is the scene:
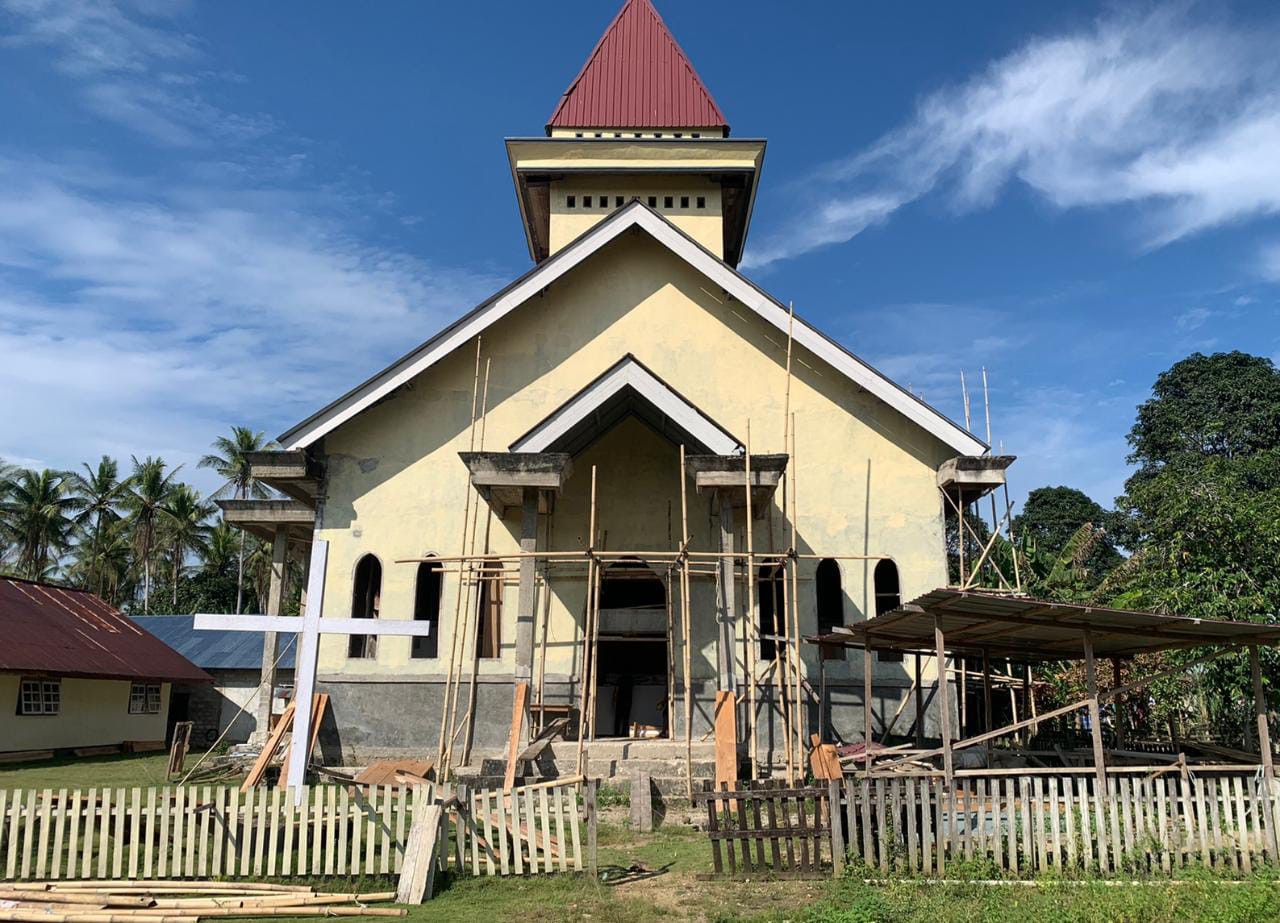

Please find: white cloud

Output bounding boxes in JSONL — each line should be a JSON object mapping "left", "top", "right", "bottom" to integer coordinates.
{"left": 745, "top": 8, "right": 1280, "bottom": 267}
{"left": 1175, "top": 306, "right": 1213, "bottom": 331}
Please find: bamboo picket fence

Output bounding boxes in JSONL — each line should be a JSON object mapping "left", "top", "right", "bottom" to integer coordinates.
{"left": 834, "top": 768, "right": 1280, "bottom": 876}
{"left": 0, "top": 778, "right": 592, "bottom": 882}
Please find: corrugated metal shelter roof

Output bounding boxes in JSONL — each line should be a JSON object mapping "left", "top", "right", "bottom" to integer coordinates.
{"left": 130, "top": 615, "right": 296, "bottom": 672}
{"left": 0, "top": 578, "right": 211, "bottom": 683}
{"left": 809, "top": 588, "right": 1280, "bottom": 663}
{"left": 547, "top": 0, "right": 727, "bottom": 132}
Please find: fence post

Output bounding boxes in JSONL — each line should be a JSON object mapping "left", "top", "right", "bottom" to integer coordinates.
{"left": 828, "top": 778, "right": 845, "bottom": 876}
{"left": 585, "top": 779, "right": 599, "bottom": 879}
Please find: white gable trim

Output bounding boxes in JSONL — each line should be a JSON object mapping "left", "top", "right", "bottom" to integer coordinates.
{"left": 280, "top": 202, "right": 986, "bottom": 456}
{"left": 510, "top": 354, "right": 741, "bottom": 455}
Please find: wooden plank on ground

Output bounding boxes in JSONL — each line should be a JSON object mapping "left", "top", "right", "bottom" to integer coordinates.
{"left": 278, "top": 694, "right": 328, "bottom": 789}
{"left": 396, "top": 805, "right": 442, "bottom": 904}
{"left": 503, "top": 682, "right": 530, "bottom": 792}
{"left": 714, "top": 691, "right": 737, "bottom": 793}
{"left": 242, "top": 701, "right": 296, "bottom": 792}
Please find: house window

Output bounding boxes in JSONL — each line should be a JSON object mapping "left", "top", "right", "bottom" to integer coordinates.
{"left": 476, "top": 573, "right": 502, "bottom": 659}
{"left": 757, "top": 564, "right": 786, "bottom": 661}
{"left": 696, "top": 196, "right": 706, "bottom": 209}
{"left": 566, "top": 195, "right": 576, "bottom": 209}
{"left": 648, "top": 196, "right": 658, "bottom": 208}
{"left": 874, "top": 559, "right": 901, "bottom": 616}
{"left": 349, "top": 554, "right": 381, "bottom": 659}
{"left": 412, "top": 559, "right": 442, "bottom": 659}
{"left": 583, "top": 195, "right": 593, "bottom": 208}
{"left": 615, "top": 196, "right": 624, "bottom": 208}
{"left": 680, "top": 196, "right": 689, "bottom": 208}
{"left": 129, "top": 683, "right": 162, "bottom": 715}
{"left": 18, "top": 678, "right": 60, "bottom": 716}
{"left": 664, "top": 196, "right": 673, "bottom": 208}
{"left": 692, "top": 133, "right": 701, "bottom": 139}
{"left": 815, "top": 558, "right": 844, "bottom": 661}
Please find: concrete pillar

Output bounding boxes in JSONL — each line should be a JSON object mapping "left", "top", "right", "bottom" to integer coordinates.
{"left": 250, "top": 528, "right": 289, "bottom": 747}
{"left": 513, "top": 488, "right": 540, "bottom": 745}
{"left": 715, "top": 492, "right": 737, "bottom": 693}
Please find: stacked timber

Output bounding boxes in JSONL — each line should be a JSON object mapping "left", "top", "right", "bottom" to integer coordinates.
{"left": 0, "top": 883, "right": 404, "bottom": 922}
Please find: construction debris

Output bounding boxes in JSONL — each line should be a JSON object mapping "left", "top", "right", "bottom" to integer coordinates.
{"left": 0, "top": 883, "right": 405, "bottom": 922}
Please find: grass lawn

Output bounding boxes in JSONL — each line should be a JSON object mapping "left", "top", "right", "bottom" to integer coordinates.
{"left": 0, "top": 751, "right": 175, "bottom": 789}
{"left": 6, "top": 758, "right": 1280, "bottom": 921}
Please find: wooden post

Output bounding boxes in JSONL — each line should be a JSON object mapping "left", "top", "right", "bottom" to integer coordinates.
{"left": 862, "top": 645, "right": 873, "bottom": 774}
{"left": 914, "top": 653, "right": 924, "bottom": 748}
{"left": 1110, "top": 657, "right": 1126, "bottom": 751}
{"left": 585, "top": 779, "right": 599, "bottom": 879}
{"left": 982, "top": 649, "right": 994, "bottom": 767}
{"left": 630, "top": 772, "right": 653, "bottom": 833}
{"left": 251, "top": 528, "right": 289, "bottom": 747}
{"left": 934, "top": 613, "right": 954, "bottom": 790}
{"left": 1251, "top": 644, "right": 1275, "bottom": 781}
{"left": 1083, "top": 631, "right": 1107, "bottom": 788}
{"left": 714, "top": 690, "right": 737, "bottom": 791}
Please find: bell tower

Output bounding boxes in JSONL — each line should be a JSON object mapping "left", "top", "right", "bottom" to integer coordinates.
{"left": 506, "top": 0, "right": 766, "bottom": 267}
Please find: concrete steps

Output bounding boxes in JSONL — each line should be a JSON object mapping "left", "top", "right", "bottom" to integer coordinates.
{"left": 455, "top": 739, "right": 718, "bottom": 796}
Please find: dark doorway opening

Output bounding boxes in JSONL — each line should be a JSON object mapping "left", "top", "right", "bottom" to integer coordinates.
{"left": 593, "top": 559, "right": 669, "bottom": 738}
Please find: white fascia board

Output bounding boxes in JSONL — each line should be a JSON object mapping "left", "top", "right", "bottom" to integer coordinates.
{"left": 280, "top": 202, "right": 986, "bottom": 457}
{"left": 510, "top": 355, "right": 741, "bottom": 455}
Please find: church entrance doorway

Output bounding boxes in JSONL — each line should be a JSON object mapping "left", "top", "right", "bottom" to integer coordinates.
{"left": 592, "top": 558, "right": 669, "bottom": 738}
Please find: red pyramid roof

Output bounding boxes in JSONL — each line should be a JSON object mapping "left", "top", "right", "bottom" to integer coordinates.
{"left": 547, "top": 0, "right": 728, "bottom": 133}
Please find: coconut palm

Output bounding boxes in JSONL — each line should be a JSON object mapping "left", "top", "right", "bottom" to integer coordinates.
{"left": 124, "top": 456, "right": 180, "bottom": 613}
{"left": 202, "top": 521, "right": 241, "bottom": 576}
{"left": 161, "top": 484, "right": 215, "bottom": 607}
{"left": 67, "top": 518, "right": 134, "bottom": 605}
{"left": 0, "top": 468, "right": 82, "bottom": 579}
{"left": 198, "top": 426, "right": 274, "bottom": 613}
{"left": 70, "top": 456, "right": 127, "bottom": 594}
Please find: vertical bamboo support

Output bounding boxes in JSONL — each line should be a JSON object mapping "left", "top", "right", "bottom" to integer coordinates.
{"left": 679, "top": 446, "right": 694, "bottom": 800}
{"left": 459, "top": 358, "right": 493, "bottom": 767}
{"left": 789, "top": 413, "right": 804, "bottom": 774}
{"left": 1083, "top": 631, "right": 1107, "bottom": 789}
{"left": 863, "top": 645, "right": 874, "bottom": 775}
{"left": 1251, "top": 645, "right": 1274, "bottom": 782}
{"left": 914, "top": 653, "right": 925, "bottom": 748}
{"left": 575, "top": 466, "right": 599, "bottom": 776}
{"left": 665, "top": 570, "right": 676, "bottom": 735}
{"left": 437, "top": 338, "right": 483, "bottom": 778}
{"left": 982, "top": 648, "right": 994, "bottom": 767}
{"left": 744, "top": 424, "right": 758, "bottom": 780}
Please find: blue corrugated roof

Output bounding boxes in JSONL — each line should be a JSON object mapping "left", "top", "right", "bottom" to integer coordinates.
{"left": 129, "top": 615, "right": 296, "bottom": 671}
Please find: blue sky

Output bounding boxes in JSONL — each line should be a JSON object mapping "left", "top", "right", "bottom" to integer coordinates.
{"left": 3, "top": 0, "right": 1279, "bottom": 512}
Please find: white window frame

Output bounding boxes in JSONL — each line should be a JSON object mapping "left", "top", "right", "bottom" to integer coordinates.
{"left": 128, "top": 682, "right": 162, "bottom": 715}
{"left": 18, "top": 678, "right": 60, "bottom": 716}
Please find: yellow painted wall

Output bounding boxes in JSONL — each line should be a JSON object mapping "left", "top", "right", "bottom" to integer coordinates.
{"left": 313, "top": 231, "right": 952, "bottom": 689}
{"left": 550, "top": 175, "right": 722, "bottom": 256}
{"left": 0, "top": 675, "right": 171, "bottom": 752}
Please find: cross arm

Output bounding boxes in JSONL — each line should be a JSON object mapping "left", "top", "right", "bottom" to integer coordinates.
{"left": 194, "top": 614, "right": 433, "bottom": 636}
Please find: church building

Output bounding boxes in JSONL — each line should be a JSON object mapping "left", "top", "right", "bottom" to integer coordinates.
{"left": 230, "top": 0, "right": 1003, "bottom": 785}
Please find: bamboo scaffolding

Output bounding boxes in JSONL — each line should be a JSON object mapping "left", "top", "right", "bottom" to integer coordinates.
{"left": 437, "top": 338, "right": 484, "bottom": 779}
{"left": 457, "top": 357, "right": 493, "bottom": 769}
{"left": 574, "top": 466, "right": 598, "bottom": 776}
{"left": 789, "top": 413, "right": 804, "bottom": 769}
{"left": 679, "top": 446, "right": 695, "bottom": 800}
{"left": 744, "top": 423, "right": 758, "bottom": 780}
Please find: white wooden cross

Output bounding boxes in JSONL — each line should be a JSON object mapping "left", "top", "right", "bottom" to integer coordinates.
{"left": 195, "top": 539, "right": 433, "bottom": 790}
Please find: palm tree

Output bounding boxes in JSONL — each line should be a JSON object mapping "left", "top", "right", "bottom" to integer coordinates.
{"left": 0, "top": 468, "right": 82, "bottom": 579}
{"left": 67, "top": 518, "right": 134, "bottom": 605}
{"left": 199, "top": 427, "right": 274, "bottom": 613}
{"left": 161, "top": 485, "right": 215, "bottom": 607}
{"left": 70, "top": 456, "right": 127, "bottom": 594}
{"left": 202, "top": 521, "right": 241, "bottom": 576}
{"left": 124, "top": 456, "right": 180, "bottom": 613}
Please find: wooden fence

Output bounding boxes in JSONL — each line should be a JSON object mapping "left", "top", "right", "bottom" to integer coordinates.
{"left": 0, "top": 778, "right": 593, "bottom": 882}
{"left": 694, "top": 782, "right": 832, "bottom": 879}
{"left": 836, "top": 768, "right": 1280, "bottom": 876}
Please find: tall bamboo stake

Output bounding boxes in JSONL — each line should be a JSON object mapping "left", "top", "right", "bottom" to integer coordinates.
{"left": 679, "top": 445, "right": 694, "bottom": 800}
{"left": 768, "top": 481, "right": 793, "bottom": 784}
{"left": 574, "top": 466, "right": 598, "bottom": 775}
{"left": 437, "top": 338, "right": 483, "bottom": 778}
{"left": 789, "top": 412, "right": 804, "bottom": 770}
{"left": 781, "top": 301, "right": 794, "bottom": 447}
{"left": 744, "top": 422, "right": 758, "bottom": 779}
{"left": 457, "top": 358, "right": 492, "bottom": 769}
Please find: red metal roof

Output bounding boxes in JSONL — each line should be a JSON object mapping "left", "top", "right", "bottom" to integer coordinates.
{"left": 547, "top": 0, "right": 728, "bottom": 132}
{"left": 0, "top": 578, "right": 211, "bottom": 683}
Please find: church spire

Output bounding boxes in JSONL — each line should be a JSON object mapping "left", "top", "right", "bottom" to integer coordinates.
{"left": 546, "top": 0, "right": 728, "bottom": 135}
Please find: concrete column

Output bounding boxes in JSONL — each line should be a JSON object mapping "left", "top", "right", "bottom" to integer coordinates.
{"left": 715, "top": 492, "right": 737, "bottom": 692}
{"left": 513, "top": 488, "right": 540, "bottom": 745}
{"left": 934, "top": 613, "right": 954, "bottom": 790}
{"left": 250, "top": 528, "right": 289, "bottom": 747}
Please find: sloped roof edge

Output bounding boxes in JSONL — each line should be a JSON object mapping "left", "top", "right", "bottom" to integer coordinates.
{"left": 278, "top": 202, "right": 986, "bottom": 457}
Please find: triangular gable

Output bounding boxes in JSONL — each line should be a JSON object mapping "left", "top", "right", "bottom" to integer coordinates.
{"left": 278, "top": 201, "right": 987, "bottom": 457}
{"left": 510, "top": 354, "right": 741, "bottom": 456}
{"left": 547, "top": 0, "right": 728, "bottom": 132}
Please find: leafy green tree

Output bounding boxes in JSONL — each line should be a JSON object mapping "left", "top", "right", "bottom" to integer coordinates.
{"left": 70, "top": 456, "right": 127, "bottom": 594}
{"left": 124, "top": 456, "right": 180, "bottom": 613}
{"left": 199, "top": 427, "right": 274, "bottom": 614}
{"left": 0, "top": 468, "right": 82, "bottom": 579}
{"left": 1014, "top": 486, "right": 1121, "bottom": 580}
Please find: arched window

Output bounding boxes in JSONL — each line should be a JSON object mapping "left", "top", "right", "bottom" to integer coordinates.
{"left": 411, "top": 559, "right": 442, "bottom": 659}
{"left": 757, "top": 564, "right": 785, "bottom": 660}
{"left": 874, "top": 559, "right": 901, "bottom": 617}
{"left": 815, "top": 558, "right": 844, "bottom": 661}
{"left": 476, "top": 571, "right": 503, "bottom": 659}
{"left": 349, "top": 554, "right": 381, "bottom": 659}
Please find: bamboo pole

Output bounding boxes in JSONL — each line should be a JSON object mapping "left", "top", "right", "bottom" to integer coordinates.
{"left": 458, "top": 357, "right": 493, "bottom": 768}
{"left": 680, "top": 445, "right": 694, "bottom": 800}
{"left": 437, "top": 338, "right": 483, "bottom": 778}
{"left": 789, "top": 412, "right": 804, "bottom": 775}
{"left": 744, "top": 423, "right": 758, "bottom": 780}
{"left": 574, "top": 466, "right": 598, "bottom": 775}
